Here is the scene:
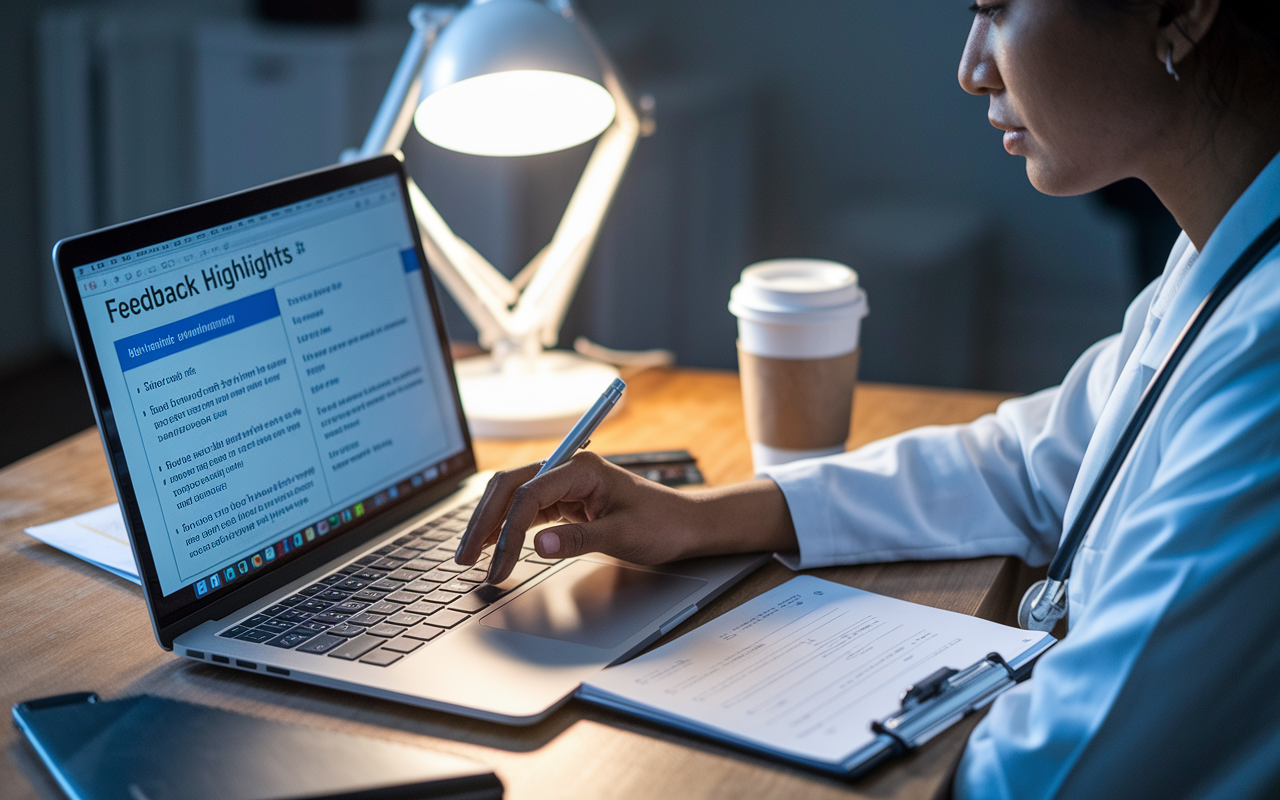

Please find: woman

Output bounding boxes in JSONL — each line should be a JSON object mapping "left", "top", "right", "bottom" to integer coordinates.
{"left": 457, "top": 0, "right": 1280, "bottom": 796}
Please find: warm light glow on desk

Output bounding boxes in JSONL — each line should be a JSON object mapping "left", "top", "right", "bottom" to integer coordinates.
{"left": 415, "top": 69, "right": 616, "bottom": 157}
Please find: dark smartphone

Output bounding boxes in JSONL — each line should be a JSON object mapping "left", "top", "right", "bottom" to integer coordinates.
{"left": 13, "top": 692, "right": 503, "bottom": 800}
{"left": 603, "top": 450, "right": 705, "bottom": 487}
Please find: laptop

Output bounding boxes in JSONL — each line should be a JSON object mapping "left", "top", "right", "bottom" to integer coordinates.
{"left": 55, "top": 155, "right": 767, "bottom": 724}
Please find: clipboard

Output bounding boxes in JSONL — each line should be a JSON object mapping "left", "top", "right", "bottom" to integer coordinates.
{"left": 577, "top": 576, "right": 1055, "bottom": 780}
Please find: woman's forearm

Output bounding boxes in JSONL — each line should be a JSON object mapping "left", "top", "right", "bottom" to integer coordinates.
{"left": 683, "top": 479, "right": 798, "bottom": 559}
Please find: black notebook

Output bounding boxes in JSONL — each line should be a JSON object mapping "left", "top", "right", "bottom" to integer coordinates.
{"left": 13, "top": 692, "right": 502, "bottom": 800}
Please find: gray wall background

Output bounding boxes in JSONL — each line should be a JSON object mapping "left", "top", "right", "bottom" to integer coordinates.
{"left": 577, "top": 0, "right": 1138, "bottom": 391}
{"left": 1, "top": 0, "right": 1154, "bottom": 397}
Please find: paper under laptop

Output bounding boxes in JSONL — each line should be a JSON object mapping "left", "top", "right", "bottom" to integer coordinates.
{"left": 24, "top": 504, "right": 139, "bottom": 584}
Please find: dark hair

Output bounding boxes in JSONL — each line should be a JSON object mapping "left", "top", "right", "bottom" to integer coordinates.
{"left": 1086, "top": 0, "right": 1280, "bottom": 106}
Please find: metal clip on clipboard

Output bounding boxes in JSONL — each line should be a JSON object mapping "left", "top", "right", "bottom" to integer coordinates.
{"left": 872, "top": 653, "right": 1034, "bottom": 754}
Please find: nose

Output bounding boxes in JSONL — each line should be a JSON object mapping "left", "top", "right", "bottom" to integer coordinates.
{"left": 959, "top": 16, "right": 1001, "bottom": 96}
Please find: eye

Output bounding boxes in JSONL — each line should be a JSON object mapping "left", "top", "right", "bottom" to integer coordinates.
{"left": 969, "top": 2, "right": 1003, "bottom": 18}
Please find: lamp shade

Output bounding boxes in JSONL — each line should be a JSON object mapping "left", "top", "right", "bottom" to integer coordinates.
{"left": 414, "top": 0, "right": 616, "bottom": 157}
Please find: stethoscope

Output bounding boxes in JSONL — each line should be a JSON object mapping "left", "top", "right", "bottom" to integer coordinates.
{"left": 1019, "top": 214, "right": 1280, "bottom": 631}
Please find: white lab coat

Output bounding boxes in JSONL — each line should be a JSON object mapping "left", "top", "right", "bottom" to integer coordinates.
{"left": 764, "top": 151, "right": 1280, "bottom": 798}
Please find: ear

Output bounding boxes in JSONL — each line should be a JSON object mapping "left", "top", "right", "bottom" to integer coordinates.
{"left": 1159, "top": 0, "right": 1221, "bottom": 66}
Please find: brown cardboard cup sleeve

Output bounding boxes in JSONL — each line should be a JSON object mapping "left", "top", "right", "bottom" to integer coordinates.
{"left": 738, "top": 344, "right": 860, "bottom": 451}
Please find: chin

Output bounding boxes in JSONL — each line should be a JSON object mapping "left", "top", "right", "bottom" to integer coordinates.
{"left": 1024, "top": 159, "right": 1105, "bottom": 198}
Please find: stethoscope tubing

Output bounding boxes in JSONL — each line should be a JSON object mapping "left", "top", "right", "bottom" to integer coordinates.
{"left": 1047, "top": 214, "right": 1280, "bottom": 585}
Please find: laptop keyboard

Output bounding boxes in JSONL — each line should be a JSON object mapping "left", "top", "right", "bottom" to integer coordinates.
{"left": 216, "top": 500, "right": 553, "bottom": 667}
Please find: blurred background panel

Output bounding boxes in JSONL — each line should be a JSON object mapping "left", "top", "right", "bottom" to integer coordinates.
{"left": 0, "top": 0, "right": 1177, "bottom": 467}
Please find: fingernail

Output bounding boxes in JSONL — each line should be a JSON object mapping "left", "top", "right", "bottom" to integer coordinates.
{"left": 539, "top": 532, "right": 560, "bottom": 556}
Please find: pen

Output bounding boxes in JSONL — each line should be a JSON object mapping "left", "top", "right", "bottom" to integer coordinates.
{"left": 533, "top": 377, "right": 626, "bottom": 479}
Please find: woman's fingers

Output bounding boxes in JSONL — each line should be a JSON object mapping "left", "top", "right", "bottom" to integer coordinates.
{"left": 455, "top": 462, "right": 541, "bottom": 565}
{"left": 455, "top": 451, "right": 680, "bottom": 584}
{"left": 485, "top": 455, "right": 613, "bottom": 582}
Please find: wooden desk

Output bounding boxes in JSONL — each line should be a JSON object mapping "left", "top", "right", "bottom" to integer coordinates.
{"left": 0, "top": 369, "right": 1023, "bottom": 800}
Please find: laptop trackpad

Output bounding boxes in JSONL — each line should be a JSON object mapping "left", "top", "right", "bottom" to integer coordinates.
{"left": 478, "top": 560, "right": 706, "bottom": 650}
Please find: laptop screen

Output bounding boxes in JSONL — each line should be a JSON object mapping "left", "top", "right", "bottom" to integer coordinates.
{"left": 62, "top": 161, "right": 469, "bottom": 616}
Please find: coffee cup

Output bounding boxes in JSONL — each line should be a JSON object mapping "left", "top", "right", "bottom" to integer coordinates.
{"left": 729, "top": 259, "right": 868, "bottom": 473}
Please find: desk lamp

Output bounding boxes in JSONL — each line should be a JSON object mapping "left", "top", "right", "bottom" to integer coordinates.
{"left": 356, "top": 0, "right": 639, "bottom": 437}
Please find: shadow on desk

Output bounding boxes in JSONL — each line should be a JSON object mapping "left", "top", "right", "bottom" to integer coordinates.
{"left": 118, "top": 659, "right": 579, "bottom": 755}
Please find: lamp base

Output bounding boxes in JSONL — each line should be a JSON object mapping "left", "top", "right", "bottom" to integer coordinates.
{"left": 453, "top": 350, "right": 621, "bottom": 439}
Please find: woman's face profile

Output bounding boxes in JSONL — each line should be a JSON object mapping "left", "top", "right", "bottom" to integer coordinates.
{"left": 960, "top": 0, "right": 1180, "bottom": 197}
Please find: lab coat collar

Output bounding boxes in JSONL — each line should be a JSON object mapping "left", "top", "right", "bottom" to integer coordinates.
{"left": 1138, "top": 148, "right": 1280, "bottom": 369}
{"left": 1147, "top": 234, "right": 1196, "bottom": 323}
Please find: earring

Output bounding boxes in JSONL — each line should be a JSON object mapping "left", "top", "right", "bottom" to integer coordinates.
{"left": 1166, "top": 44, "right": 1180, "bottom": 82}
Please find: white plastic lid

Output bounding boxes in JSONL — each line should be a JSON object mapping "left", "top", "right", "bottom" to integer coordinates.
{"left": 729, "top": 259, "right": 866, "bottom": 324}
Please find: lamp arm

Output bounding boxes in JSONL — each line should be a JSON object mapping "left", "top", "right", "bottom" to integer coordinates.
{"left": 406, "top": 178, "right": 516, "bottom": 348}
{"left": 530, "top": 123, "right": 636, "bottom": 347}
{"left": 359, "top": 4, "right": 453, "bottom": 158}
{"left": 511, "top": 63, "right": 640, "bottom": 347}
{"left": 414, "top": 183, "right": 520, "bottom": 308}
{"left": 511, "top": 243, "right": 551, "bottom": 292}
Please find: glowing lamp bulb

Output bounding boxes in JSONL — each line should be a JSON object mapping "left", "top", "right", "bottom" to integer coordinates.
{"left": 414, "top": 69, "right": 616, "bottom": 157}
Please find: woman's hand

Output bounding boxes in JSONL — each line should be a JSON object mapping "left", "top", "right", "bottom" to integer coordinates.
{"left": 454, "top": 451, "right": 799, "bottom": 583}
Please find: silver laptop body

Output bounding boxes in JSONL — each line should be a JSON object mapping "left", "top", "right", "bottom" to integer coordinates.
{"left": 56, "top": 156, "right": 765, "bottom": 724}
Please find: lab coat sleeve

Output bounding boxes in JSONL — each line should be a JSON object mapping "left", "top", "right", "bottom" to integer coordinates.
{"left": 761, "top": 313, "right": 1140, "bottom": 569}
{"left": 957, "top": 286, "right": 1280, "bottom": 799}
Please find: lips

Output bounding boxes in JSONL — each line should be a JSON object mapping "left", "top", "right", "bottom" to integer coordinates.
{"left": 1002, "top": 129, "right": 1027, "bottom": 154}
{"left": 988, "top": 116, "right": 1024, "bottom": 134}
{"left": 988, "top": 117, "right": 1027, "bottom": 154}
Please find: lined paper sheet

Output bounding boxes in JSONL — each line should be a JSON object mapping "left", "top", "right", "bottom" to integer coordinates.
{"left": 581, "top": 575, "right": 1052, "bottom": 766}
{"left": 24, "top": 503, "right": 139, "bottom": 584}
